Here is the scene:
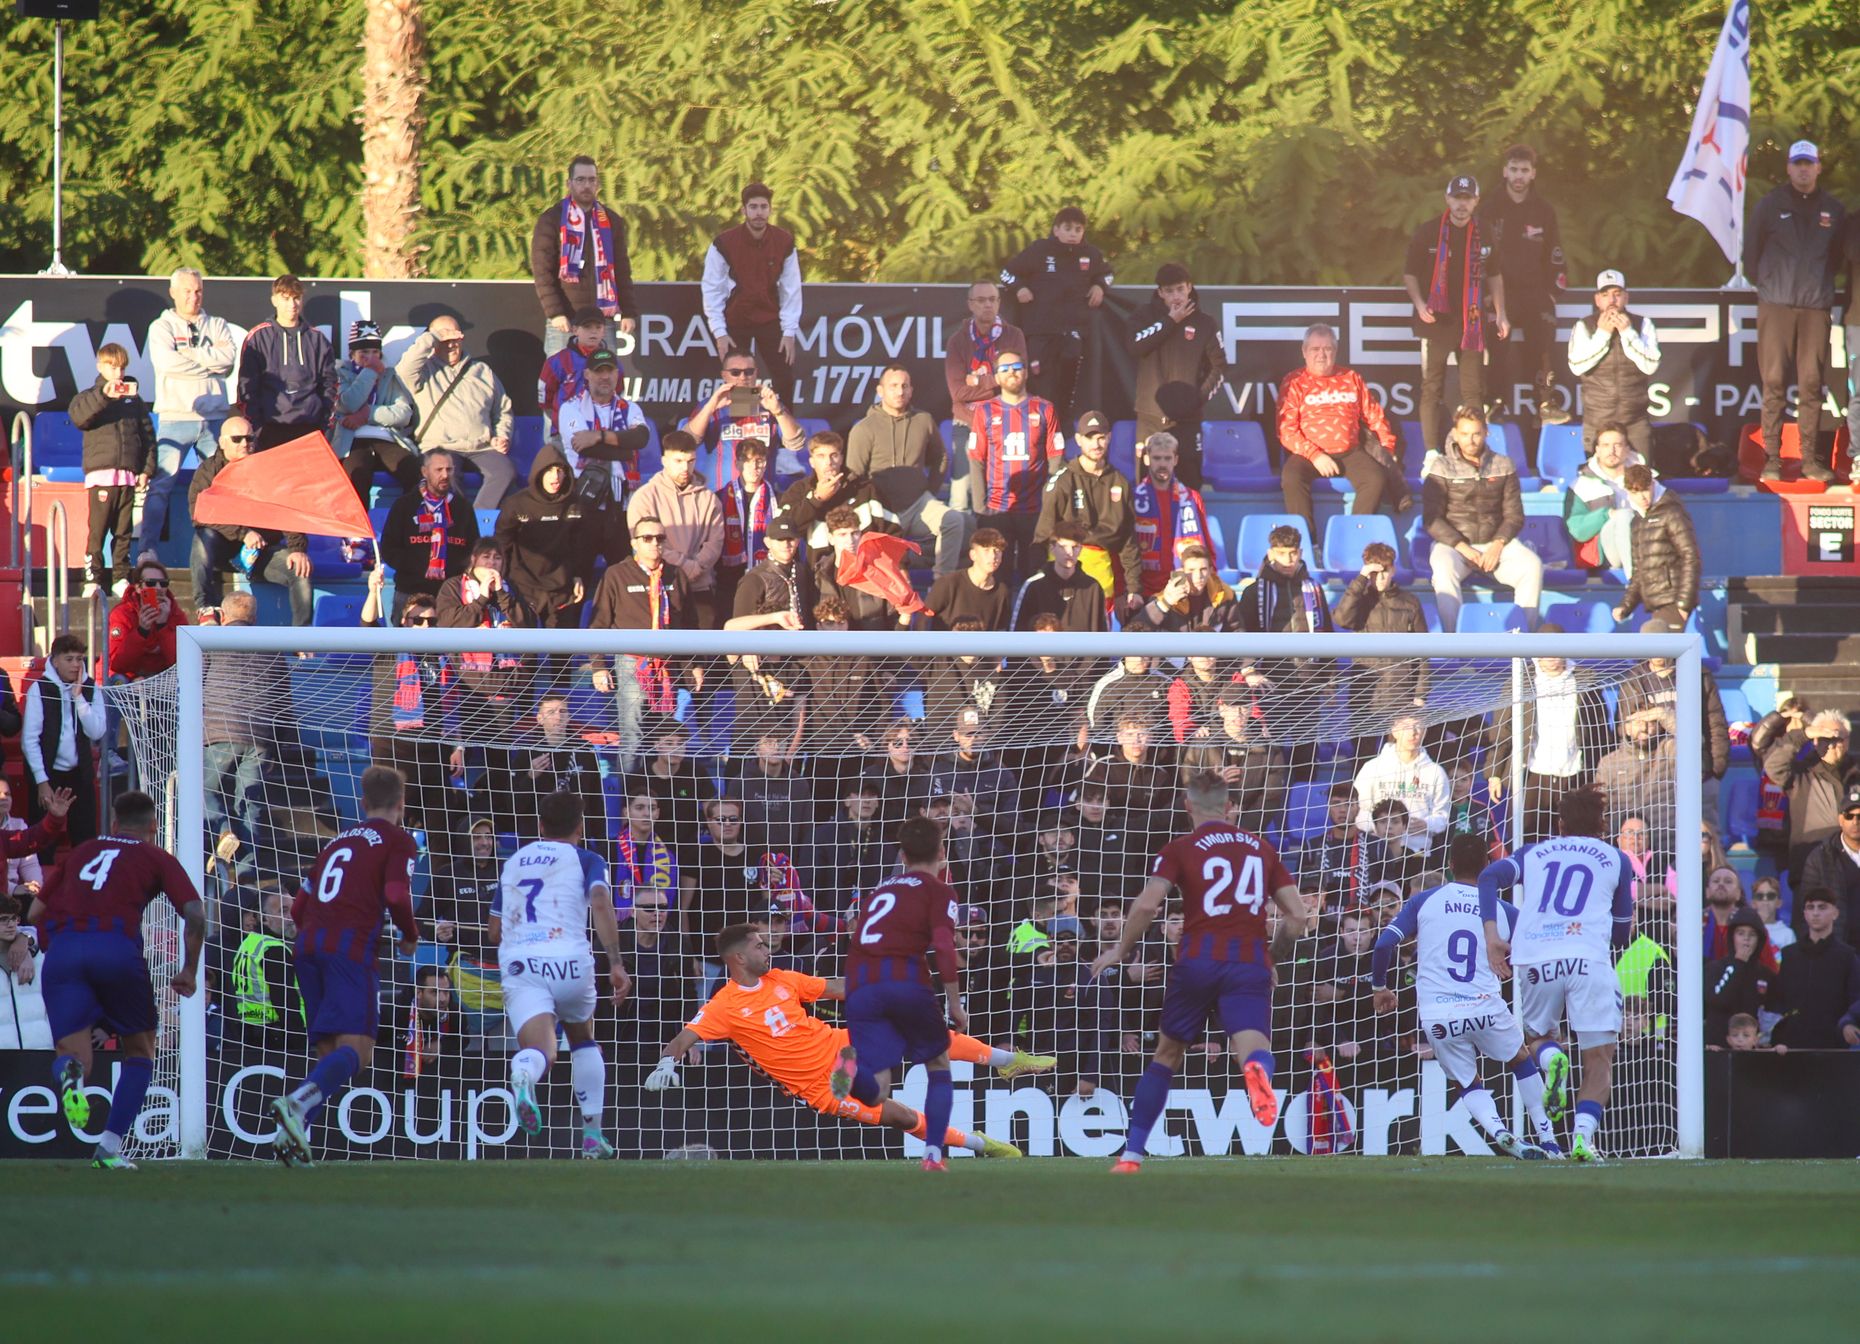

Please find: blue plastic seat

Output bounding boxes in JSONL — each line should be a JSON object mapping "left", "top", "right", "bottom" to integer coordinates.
{"left": 30, "top": 411, "right": 82, "bottom": 474}
{"left": 1516, "top": 514, "right": 1585, "bottom": 583}
{"left": 1234, "top": 514, "right": 1317, "bottom": 573}
{"left": 1280, "top": 779, "right": 1335, "bottom": 843}
{"left": 1201, "top": 421, "right": 1276, "bottom": 491}
{"left": 1321, "top": 514, "right": 1402, "bottom": 579}
{"left": 1538, "top": 593, "right": 1620, "bottom": 634}
{"left": 1719, "top": 686, "right": 1752, "bottom": 727}
{"left": 1205, "top": 514, "right": 1227, "bottom": 570}
{"left": 509, "top": 415, "right": 545, "bottom": 480}
{"left": 1721, "top": 772, "right": 1759, "bottom": 845}
{"left": 475, "top": 507, "right": 500, "bottom": 537}
{"left": 1454, "top": 602, "right": 1531, "bottom": 634}
{"left": 1109, "top": 421, "right": 1138, "bottom": 481}
{"left": 314, "top": 591, "right": 365, "bottom": 626}
{"left": 1536, "top": 424, "right": 1588, "bottom": 489}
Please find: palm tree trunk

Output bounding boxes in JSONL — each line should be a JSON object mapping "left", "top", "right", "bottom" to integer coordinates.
{"left": 361, "top": 0, "right": 427, "bottom": 278}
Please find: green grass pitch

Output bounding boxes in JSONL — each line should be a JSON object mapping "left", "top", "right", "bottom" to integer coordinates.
{"left": 7, "top": 1158, "right": 1856, "bottom": 1342}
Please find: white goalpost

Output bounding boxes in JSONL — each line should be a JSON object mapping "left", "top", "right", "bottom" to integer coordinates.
{"left": 115, "top": 627, "right": 1702, "bottom": 1161}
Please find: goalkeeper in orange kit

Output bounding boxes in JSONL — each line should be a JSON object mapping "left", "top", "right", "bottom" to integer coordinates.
{"left": 644, "top": 924, "right": 1054, "bottom": 1155}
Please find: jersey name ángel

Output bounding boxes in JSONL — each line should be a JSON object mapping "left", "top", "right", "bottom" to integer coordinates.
{"left": 38, "top": 835, "right": 199, "bottom": 948}
{"left": 1486, "top": 838, "right": 1633, "bottom": 966}
{"left": 1151, "top": 820, "right": 1294, "bottom": 963}
{"left": 1387, "top": 881, "right": 1517, "bottom": 1015}
{"left": 686, "top": 968, "right": 836, "bottom": 1091}
{"left": 293, "top": 821, "right": 421, "bottom": 964}
{"left": 968, "top": 396, "right": 1061, "bottom": 514}
{"left": 844, "top": 871, "right": 959, "bottom": 992}
{"left": 497, "top": 840, "right": 609, "bottom": 953}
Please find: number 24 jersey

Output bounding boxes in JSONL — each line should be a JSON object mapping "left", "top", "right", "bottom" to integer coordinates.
{"left": 1152, "top": 821, "right": 1294, "bottom": 962}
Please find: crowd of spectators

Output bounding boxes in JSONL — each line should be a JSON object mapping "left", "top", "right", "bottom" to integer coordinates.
{"left": 8, "top": 145, "right": 1860, "bottom": 1149}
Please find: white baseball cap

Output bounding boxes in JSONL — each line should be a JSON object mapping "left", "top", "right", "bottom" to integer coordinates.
{"left": 1788, "top": 140, "right": 1820, "bottom": 162}
{"left": 1594, "top": 269, "right": 1627, "bottom": 291}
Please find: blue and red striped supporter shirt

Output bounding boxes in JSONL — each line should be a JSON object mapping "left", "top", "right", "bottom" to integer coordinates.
{"left": 37, "top": 834, "right": 199, "bottom": 948}
{"left": 967, "top": 395, "right": 1062, "bottom": 514}
{"left": 844, "top": 871, "right": 960, "bottom": 992}
{"left": 290, "top": 821, "right": 421, "bottom": 965}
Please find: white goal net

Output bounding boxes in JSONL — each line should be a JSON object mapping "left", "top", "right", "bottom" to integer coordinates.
{"left": 114, "top": 628, "right": 1704, "bottom": 1161}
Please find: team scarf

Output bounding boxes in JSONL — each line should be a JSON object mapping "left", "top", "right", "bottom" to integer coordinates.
{"left": 1303, "top": 1050, "right": 1356, "bottom": 1155}
{"left": 616, "top": 829, "right": 676, "bottom": 906}
{"left": 583, "top": 393, "right": 643, "bottom": 487}
{"left": 635, "top": 567, "right": 676, "bottom": 713}
{"left": 402, "top": 1000, "right": 454, "bottom": 1078}
{"left": 415, "top": 487, "right": 452, "bottom": 581}
{"left": 457, "top": 577, "right": 521, "bottom": 679}
{"left": 967, "top": 318, "right": 1002, "bottom": 378}
{"left": 720, "top": 479, "right": 775, "bottom": 566}
{"left": 1132, "top": 478, "right": 1207, "bottom": 584}
{"left": 1427, "top": 211, "right": 1486, "bottom": 352}
{"left": 391, "top": 653, "right": 451, "bottom": 731}
{"left": 1249, "top": 564, "right": 1333, "bottom": 634}
{"left": 558, "top": 199, "right": 623, "bottom": 317}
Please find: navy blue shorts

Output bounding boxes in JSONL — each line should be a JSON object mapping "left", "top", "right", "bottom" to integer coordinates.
{"left": 296, "top": 952, "right": 380, "bottom": 1039}
{"left": 1157, "top": 956, "right": 1271, "bottom": 1045}
{"left": 41, "top": 931, "right": 158, "bottom": 1042}
{"left": 846, "top": 980, "right": 951, "bottom": 1076}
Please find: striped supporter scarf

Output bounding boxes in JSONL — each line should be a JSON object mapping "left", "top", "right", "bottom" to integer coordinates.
{"left": 415, "top": 488, "right": 451, "bottom": 582}
{"left": 558, "top": 199, "right": 622, "bottom": 317}
{"left": 392, "top": 654, "right": 450, "bottom": 732}
{"left": 1427, "top": 211, "right": 1486, "bottom": 353}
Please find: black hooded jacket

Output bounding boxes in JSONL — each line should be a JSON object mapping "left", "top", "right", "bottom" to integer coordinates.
{"left": 1703, "top": 907, "right": 1773, "bottom": 1047}
{"left": 494, "top": 443, "right": 626, "bottom": 614}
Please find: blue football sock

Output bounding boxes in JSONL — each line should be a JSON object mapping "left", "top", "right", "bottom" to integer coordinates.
{"left": 103, "top": 1056, "right": 154, "bottom": 1144}
{"left": 1122, "top": 1061, "right": 1175, "bottom": 1161}
{"left": 922, "top": 1068, "right": 953, "bottom": 1162}
{"left": 1511, "top": 1056, "right": 1542, "bottom": 1081}
{"left": 1245, "top": 1049, "right": 1275, "bottom": 1082}
{"left": 851, "top": 1066, "right": 881, "bottom": 1106}
{"left": 290, "top": 1045, "right": 361, "bottom": 1123}
{"left": 52, "top": 1054, "right": 82, "bottom": 1088}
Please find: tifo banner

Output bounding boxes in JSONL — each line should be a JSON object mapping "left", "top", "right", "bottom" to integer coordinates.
{"left": 2, "top": 276, "right": 1846, "bottom": 453}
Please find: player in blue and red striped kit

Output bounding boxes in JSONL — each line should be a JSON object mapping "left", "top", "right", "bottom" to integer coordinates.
{"left": 270, "top": 765, "right": 422, "bottom": 1166}
{"left": 833, "top": 815, "right": 968, "bottom": 1171}
{"left": 1090, "top": 771, "right": 1309, "bottom": 1172}
{"left": 28, "top": 789, "right": 205, "bottom": 1170}
{"left": 967, "top": 348, "right": 1063, "bottom": 581}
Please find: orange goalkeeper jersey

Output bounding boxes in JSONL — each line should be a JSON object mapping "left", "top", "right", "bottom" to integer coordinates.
{"left": 685, "top": 968, "right": 839, "bottom": 1092}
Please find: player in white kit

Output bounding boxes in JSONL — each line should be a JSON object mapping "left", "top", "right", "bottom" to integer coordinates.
{"left": 1370, "top": 834, "right": 1552, "bottom": 1159}
{"left": 493, "top": 791, "right": 632, "bottom": 1158}
{"left": 1479, "top": 785, "right": 1634, "bottom": 1163}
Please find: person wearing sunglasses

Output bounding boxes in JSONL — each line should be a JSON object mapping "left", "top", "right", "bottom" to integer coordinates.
{"left": 1796, "top": 781, "right": 1860, "bottom": 950}
{"left": 966, "top": 348, "right": 1063, "bottom": 584}
{"left": 1754, "top": 703, "right": 1857, "bottom": 903}
{"left": 587, "top": 517, "right": 702, "bottom": 770}
{"left": 105, "top": 558, "right": 189, "bottom": 684}
{"left": 187, "top": 416, "right": 315, "bottom": 626}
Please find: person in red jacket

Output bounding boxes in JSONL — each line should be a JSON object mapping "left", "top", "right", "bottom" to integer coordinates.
{"left": 105, "top": 557, "right": 189, "bottom": 682}
{"left": 1277, "top": 323, "right": 1405, "bottom": 538}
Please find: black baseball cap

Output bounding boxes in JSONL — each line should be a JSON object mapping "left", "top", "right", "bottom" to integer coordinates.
{"left": 1076, "top": 410, "right": 1111, "bottom": 435}
{"left": 585, "top": 348, "right": 619, "bottom": 371}
{"left": 764, "top": 511, "right": 801, "bottom": 542}
{"left": 1446, "top": 174, "right": 1480, "bottom": 197}
{"left": 1842, "top": 783, "right": 1860, "bottom": 813}
{"left": 570, "top": 305, "right": 606, "bottom": 328}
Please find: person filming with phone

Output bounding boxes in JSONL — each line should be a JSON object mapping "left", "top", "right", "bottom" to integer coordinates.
{"left": 106, "top": 558, "right": 189, "bottom": 683}
{"left": 67, "top": 342, "right": 157, "bottom": 600}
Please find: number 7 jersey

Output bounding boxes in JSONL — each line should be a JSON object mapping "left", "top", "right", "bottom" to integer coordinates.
{"left": 1480, "top": 837, "right": 1635, "bottom": 967}
{"left": 1151, "top": 821, "right": 1295, "bottom": 963}
{"left": 497, "top": 839, "right": 610, "bottom": 952}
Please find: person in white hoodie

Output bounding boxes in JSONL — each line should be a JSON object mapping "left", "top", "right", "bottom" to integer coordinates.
{"left": 141, "top": 267, "right": 239, "bottom": 556}
{"left": 0, "top": 894, "right": 52, "bottom": 1050}
{"left": 1353, "top": 714, "right": 1450, "bottom": 857}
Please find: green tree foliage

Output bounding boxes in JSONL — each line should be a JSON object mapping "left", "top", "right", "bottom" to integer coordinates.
{"left": 2, "top": 0, "right": 1853, "bottom": 285}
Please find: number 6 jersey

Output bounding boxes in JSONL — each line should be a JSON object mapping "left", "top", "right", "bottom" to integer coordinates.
{"left": 291, "top": 821, "right": 420, "bottom": 965}
{"left": 1151, "top": 821, "right": 1295, "bottom": 964}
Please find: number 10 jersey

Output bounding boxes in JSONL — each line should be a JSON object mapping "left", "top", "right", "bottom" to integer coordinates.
{"left": 1484, "top": 838, "right": 1634, "bottom": 968}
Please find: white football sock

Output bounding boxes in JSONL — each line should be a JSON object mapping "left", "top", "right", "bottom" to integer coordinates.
{"left": 1459, "top": 1087, "right": 1506, "bottom": 1142}
{"left": 1575, "top": 1107, "right": 1601, "bottom": 1143}
{"left": 960, "top": 1133, "right": 985, "bottom": 1153}
{"left": 989, "top": 1047, "right": 1015, "bottom": 1067}
{"left": 571, "top": 1044, "right": 605, "bottom": 1126}
{"left": 511, "top": 1048, "right": 548, "bottom": 1087}
{"left": 1515, "top": 1069, "right": 1555, "bottom": 1142}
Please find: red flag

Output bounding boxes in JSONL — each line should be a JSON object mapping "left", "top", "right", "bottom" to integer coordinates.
{"left": 835, "top": 532, "right": 929, "bottom": 617}
{"left": 190, "top": 432, "right": 373, "bottom": 539}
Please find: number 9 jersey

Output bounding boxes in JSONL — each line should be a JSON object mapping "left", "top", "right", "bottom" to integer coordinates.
{"left": 1151, "top": 821, "right": 1295, "bottom": 964}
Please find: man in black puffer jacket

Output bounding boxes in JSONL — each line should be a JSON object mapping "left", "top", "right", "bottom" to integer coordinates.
{"left": 1421, "top": 406, "right": 1542, "bottom": 633}
{"left": 1613, "top": 467, "right": 1700, "bottom": 628}
{"left": 67, "top": 342, "right": 156, "bottom": 596}
{"left": 494, "top": 443, "right": 626, "bottom": 628}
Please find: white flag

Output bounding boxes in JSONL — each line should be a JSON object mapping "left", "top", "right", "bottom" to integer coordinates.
{"left": 1666, "top": 0, "right": 1751, "bottom": 265}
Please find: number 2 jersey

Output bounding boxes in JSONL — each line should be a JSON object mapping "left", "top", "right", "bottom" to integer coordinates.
{"left": 842, "top": 871, "right": 959, "bottom": 993}
{"left": 38, "top": 834, "right": 199, "bottom": 948}
{"left": 1375, "top": 881, "right": 1517, "bottom": 1017}
{"left": 1151, "top": 820, "right": 1295, "bottom": 964}
{"left": 1478, "top": 837, "right": 1634, "bottom": 967}
{"left": 291, "top": 821, "right": 420, "bottom": 966}
{"left": 497, "top": 839, "right": 610, "bottom": 954}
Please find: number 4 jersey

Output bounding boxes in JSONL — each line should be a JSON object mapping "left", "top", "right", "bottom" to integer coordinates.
{"left": 1152, "top": 821, "right": 1295, "bottom": 963}
{"left": 1378, "top": 881, "right": 1518, "bottom": 1016}
{"left": 292, "top": 821, "right": 420, "bottom": 965}
{"left": 38, "top": 835, "right": 200, "bottom": 948}
{"left": 1479, "top": 838, "right": 1634, "bottom": 968}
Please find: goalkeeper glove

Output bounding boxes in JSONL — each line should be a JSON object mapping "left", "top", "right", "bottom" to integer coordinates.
{"left": 644, "top": 1057, "right": 682, "bottom": 1092}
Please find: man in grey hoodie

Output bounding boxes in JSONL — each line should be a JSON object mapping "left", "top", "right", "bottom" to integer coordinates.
{"left": 397, "top": 314, "right": 517, "bottom": 509}
{"left": 142, "top": 267, "right": 238, "bottom": 555}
